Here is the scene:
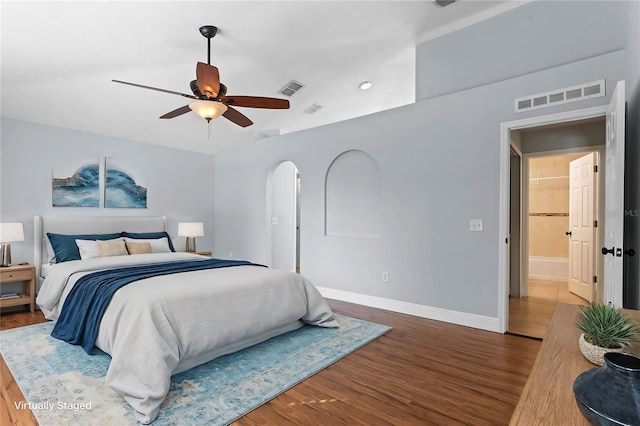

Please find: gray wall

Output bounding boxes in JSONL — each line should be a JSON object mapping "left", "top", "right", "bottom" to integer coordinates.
{"left": 519, "top": 120, "right": 606, "bottom": 154}
{"left": 416, "top": 1, "right": 627, "bottom": 101}
{"left": 0, "top": 118, "right": 216, "bottom": 268}
{"left": 213, "top": 0, "right": 638, "bottom": 323}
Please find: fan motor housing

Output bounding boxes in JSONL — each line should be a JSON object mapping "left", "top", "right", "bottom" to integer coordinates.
{"left": 199, "top": 26, "right": 218, "bottom": 39}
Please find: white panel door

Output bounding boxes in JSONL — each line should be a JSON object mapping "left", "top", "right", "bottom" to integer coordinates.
{"left": 603, "top": 80, "right": 626, "bottom": 307}
{"left": 568, "top": 153, "right": 597, "bottom": 302}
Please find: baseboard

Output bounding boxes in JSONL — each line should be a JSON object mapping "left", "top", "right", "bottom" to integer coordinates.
{"left": 317, "top": 287, "right": 501, "bottom": 333}
{"left": 529, "top": 256, "right": 568, "bottom": 281}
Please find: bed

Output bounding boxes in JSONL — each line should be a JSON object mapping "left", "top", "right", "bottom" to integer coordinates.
{"left": 33, "top": 215, "right": 337, "bottom": 424}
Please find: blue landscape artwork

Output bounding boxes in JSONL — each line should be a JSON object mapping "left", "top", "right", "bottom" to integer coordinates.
{"left": 105, "top": 160, "right": 147, "bottom": 208}
{"left": 52, "top": 164, "right": 100, "bottom": 207}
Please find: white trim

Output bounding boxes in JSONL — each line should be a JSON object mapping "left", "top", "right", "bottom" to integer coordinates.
{"left": 498, "top": 105, "right": 608, "bottom": 333}
{"left": 528, "top": 256, "right": 568, "bottom": 281}
{"left": 318, "top": 287, "right": 500, "bottom": 333}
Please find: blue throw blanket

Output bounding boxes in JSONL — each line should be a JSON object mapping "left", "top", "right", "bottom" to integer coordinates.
{"left": 51, "top": 258, "right": 260, "bottom": 354}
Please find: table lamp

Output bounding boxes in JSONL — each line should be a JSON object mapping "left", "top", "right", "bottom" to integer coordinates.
{"left": 178, "top": 222, "right": 204, "bottom": 252}
{"left": 0, "top": 222, "right": 25, "bottom": 267}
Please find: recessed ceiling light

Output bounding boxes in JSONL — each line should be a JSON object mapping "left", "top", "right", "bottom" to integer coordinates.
{"left": 359, "top": 81, "right": 373, "bottom": 90}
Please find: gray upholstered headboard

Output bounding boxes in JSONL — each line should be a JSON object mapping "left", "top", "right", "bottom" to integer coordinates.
{"left": 34, "top": 215, "right": 167, "bottom": 279}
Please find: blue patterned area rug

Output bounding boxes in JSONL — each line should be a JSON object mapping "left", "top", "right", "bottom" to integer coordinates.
{"left": 1, "top": 314, "right": 390, "bottom": 425}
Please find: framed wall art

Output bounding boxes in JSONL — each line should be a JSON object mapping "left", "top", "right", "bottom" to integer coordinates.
{"left": 52, "top": 161, "right": 100, "bottom": 207}
{"left": 104, "top": 158, "right": 147, "bottom": 208}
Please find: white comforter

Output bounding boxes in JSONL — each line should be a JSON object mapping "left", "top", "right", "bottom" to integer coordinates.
{"left": 36, "top": 253, "right": 338, "bottom": 424}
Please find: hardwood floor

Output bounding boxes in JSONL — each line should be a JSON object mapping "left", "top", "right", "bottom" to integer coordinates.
{"left": 508, "top": 278, "right": 588, "bottom": 339}
{"left": 1, "top": 301, "right": 540, "bottom": 425}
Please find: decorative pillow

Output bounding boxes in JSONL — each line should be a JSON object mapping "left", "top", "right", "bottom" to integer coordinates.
{"left": 123, "top": 237, "right": 171, "bottom": 253}
{"left": 125, "top": 241, "right": 152, "bottom": 255}
{"left": 97, "top": 240, "right": 128, "bottom": 257}
{"left": 121, "top": 231, "right": 176, "bottom": 252}
{"left": 76, "top": 238, "right": 124, "bottom": 260}
{"left": 47, "top": 232, "right": 122, "bottom": 263}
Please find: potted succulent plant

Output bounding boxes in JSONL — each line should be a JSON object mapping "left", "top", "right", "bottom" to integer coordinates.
{"left": 575, "top": 302, "right": 640, "bottom": 366}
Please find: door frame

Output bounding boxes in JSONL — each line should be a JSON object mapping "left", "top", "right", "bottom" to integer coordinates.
{"left": 498, "top": 105, "right": 608, "bottom": 333}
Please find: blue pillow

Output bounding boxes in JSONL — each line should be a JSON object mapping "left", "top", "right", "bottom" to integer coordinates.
{"left": 120, "top": 231, "right": 176, "bottom": 252}
{"left": 47, "top": 232, "right": 122, "bottom": 263}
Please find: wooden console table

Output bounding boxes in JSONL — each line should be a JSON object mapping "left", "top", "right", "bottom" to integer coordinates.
{"left": 510, "top": 303, "right": 640, "bottom": 425}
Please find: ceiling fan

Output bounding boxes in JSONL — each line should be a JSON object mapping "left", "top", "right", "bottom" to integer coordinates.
{"left": 112, "top": 25, "right": 290, "bottom": 128}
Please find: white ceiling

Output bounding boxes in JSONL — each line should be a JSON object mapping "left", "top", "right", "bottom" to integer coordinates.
{"left": 1, "top": 1, "right": 516, "bottom": 155}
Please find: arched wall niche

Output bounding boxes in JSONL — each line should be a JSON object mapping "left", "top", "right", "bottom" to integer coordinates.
{"left": 325, "top": 149, "right": 381, "bottom": 238}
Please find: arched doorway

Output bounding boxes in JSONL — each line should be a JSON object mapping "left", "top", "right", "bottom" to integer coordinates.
{"left": 267, "top": 161, "right": 300, "bottom": 272}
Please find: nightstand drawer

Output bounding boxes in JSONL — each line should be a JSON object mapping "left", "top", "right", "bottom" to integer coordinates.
{"left": 0, "top": 264, "right": 36, "bottom": 313}
{"left": 0, "top": 269, "right": 33, "bottom": 283}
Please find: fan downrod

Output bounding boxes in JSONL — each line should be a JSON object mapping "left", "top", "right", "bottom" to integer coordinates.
{"left": 199, "top": 26, "right": 218, "bottom": 39}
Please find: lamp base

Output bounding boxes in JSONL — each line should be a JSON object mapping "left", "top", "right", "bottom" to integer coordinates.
{"left": 0, "top": 244, "right": 12, "bottom": 267}
{"left": 185, "top": 237, "right": 197, "bottom": 253}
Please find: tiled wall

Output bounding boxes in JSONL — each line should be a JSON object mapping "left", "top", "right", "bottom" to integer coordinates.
{"left": 528, "top": 153, "right": 585, "bottom": 258}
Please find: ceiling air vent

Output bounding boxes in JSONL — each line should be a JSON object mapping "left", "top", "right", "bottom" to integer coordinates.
{"left": 279, "top": 80, "right": 304, "bottom": 97}
{"left": 304, "top": 104, "right": 323, "bottom": 114}
{"left": 515, "top": 79, "right": 605, "bottom": 113}
{"left": 432, "top": 0, "right": 456, "bottom": 7}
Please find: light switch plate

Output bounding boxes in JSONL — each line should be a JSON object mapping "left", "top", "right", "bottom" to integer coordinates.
{"left": 470, "top": 219, "right": 483, "bottom": 232}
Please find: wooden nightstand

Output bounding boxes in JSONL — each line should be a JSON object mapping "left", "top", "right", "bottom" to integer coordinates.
{"left": 0, "top": 264, "right": 36, "bottom": 313}
{"left": 194, "top": 251, "right": 212, "bottom": 257}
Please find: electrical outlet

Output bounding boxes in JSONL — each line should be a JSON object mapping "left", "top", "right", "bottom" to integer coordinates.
{"left": 470, "top": 219, "right": 484, "bottom": 232}
{"left": 382, "top": 271, "right": 389, "bottom": 282}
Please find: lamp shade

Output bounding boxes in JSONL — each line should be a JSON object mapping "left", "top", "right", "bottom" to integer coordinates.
{"left": 0, "top": 223, "right": 24, "bottom": 243}
{"left": 189, "top": 100, "right": 228, "bottom": 121}
{"left": 178, "top": 222, "right": 204, "bottom": 237}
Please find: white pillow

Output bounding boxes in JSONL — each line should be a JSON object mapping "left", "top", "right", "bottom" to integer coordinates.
{"left": 76, "top": 237, "right": 124, "bottom": 260}
{"left": 123, "top": 237, "right": 171, "bottom": 253}
{"left": 45, "top": 238, "right": 56, "bottom": 264}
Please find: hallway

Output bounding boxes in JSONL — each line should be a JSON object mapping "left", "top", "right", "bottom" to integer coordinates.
{"left": 509, "top": 278, "right": 588, "bottom": 339}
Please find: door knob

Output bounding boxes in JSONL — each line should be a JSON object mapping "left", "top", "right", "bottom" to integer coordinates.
{"left": 602, "top": 247, "right": 615, "bottom": 255}
{"left": 624, "top": 248, "right": 636, "bottom": 257}
{"left": 565, "top": 231, "right": 572, "bottom": 236}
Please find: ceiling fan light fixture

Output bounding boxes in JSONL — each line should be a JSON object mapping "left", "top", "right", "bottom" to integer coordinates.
{"left": 189, "top": 100, "right": 228, "bottom": 121}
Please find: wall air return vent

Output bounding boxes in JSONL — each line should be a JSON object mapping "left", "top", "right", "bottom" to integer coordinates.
{"left": 279, "top": 80, "right": 304, "bottom": 97}
{"left": 304, "top": 104, "right": 323, "bottom": 114}
{"left": 514, "top": 79, "right": 605, "bottom": 113}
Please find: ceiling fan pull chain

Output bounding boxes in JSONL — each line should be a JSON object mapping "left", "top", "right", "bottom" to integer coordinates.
{"left": 208, "top": 120, "right": 211, "bottom": 139}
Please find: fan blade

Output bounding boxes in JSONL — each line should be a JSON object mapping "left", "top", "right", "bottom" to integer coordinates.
{"left": 160, "top": 105, "right": 192, "bottom": 119}
{"left": 112, "top": 80, "right": 197, "bottom": 100}
{"left": 222, "top": 95, "right": 290, "bottom": 109}
{"left": 196, "top": 62, "right": 220, "bottom": 99}
{"left": 222, "top": 106, "right": 253, "bottom": 127}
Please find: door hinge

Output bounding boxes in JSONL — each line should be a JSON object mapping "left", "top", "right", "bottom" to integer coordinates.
{"left": 593, "top": 276, "right": 597, "bottom": 284}
{"left": 594, "top": 220, "right": 598, "bottom": 228}
{"left": 594, "top": 165, "right": 598, "bottom": 173}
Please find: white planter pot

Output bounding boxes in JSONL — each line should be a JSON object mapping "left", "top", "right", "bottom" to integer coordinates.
{"left": 578, "top": 333, "right": 626, "bottom": 366}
